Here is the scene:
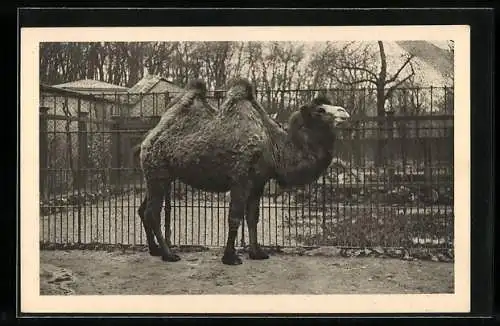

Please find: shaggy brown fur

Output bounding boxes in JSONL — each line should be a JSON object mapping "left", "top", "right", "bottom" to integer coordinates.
{"left": 139, "top": 78, "right": 350, "bottom": 265}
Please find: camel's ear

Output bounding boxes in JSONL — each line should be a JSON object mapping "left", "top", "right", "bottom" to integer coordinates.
{"left": 300, "top": 104, "right": 313, "bottom": 122}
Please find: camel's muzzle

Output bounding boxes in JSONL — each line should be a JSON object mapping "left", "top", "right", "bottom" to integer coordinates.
{"left": 320, "top": 105, "right": 351, "bottom": 126}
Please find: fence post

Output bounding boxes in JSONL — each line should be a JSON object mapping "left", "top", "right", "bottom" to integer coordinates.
{"left": 77, "top": 110, "right": 89, "bottom": 188}
{"left": 164, "top": 91, "right": 170, "bottom": 110}
{"left": 448, "top": 118, "right": 454, "bottom": 163}
{"left": 353, "top": 121, "right": 361, "bottom": 166}
{"left": 215, "top": 89, "right": 224, "bottom": 110}
{"left": 111, "top": 115, "right": 122, "bottom": 186}
{"left": 76, "top": 101, "right": 88, "bottom": 244}
{"left": 39, "top": 107, "right": 49, "bottom": 200}
{"left": 385, "top": 110, "right": 395, "bottom": 187}
{"left": 401, "top": 89, "right": 408, "bottom": 172}
{"left": 423, "top": 129, "right": 433, "bottom": 196}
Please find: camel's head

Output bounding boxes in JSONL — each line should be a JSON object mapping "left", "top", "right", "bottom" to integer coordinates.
{"left": 300, "top": 96, "right": 350, "bottom": 129}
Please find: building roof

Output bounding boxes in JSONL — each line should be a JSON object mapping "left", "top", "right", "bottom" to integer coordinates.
{"left": 128, "top": 74, "right": 183, "bottom": 94}
{"left": 127, "top": 74, "right": 185, "bottom": 108}
{"left": 40, "top": 84, "right": 118, "bottom": 104}
{"left": 52, "top": 79, "right": 129, "bottom": 91}
{"left": 396, "top": 41, "right": 453, "bottom": 83}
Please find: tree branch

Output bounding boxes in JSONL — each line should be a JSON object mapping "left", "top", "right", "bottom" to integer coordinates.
{"left": 335, "top": 65, "right": 379, "bottom": 79}
{"left": 384, "top": 67, "right": 415, "bottom": 100}
{"left": 385, "top": 54, "right": 414, "bottom": 84}
{"left": 332, "top": 73, "right": 377, "bottom": 86}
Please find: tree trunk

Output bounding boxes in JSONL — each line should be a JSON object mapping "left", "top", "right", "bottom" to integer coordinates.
{"left": 375, "top": 41, "right": 387, "bottom": 168}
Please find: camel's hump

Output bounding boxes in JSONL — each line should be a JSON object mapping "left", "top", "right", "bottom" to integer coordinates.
{"left": 311, "top": 95, "right": 333, "bottom": 106}
{"left": 185, "top": 79, "right": 208, "bottom": 97}
{"left": 225, "top": 78, "right": 255, "bottom": 101}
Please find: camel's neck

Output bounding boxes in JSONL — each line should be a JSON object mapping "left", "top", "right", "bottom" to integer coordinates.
{"left": 248, "top": 101, "right": 335, "bottom": 187}
{"left": 270, "top": 124, "right": 335, "bottom": 188}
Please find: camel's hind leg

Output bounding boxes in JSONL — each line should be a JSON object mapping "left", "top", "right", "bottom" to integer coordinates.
{"left": 144, "top": 179, "right": 180, "bottom": 262}
{"left": 138, "top": 194, "right": 162, "bottom": 256}
{"left": 222, "top": 186, "right": 248, "bottom": 265}
{"left": 246, "top": 182, "right": 269, "bottom": 260}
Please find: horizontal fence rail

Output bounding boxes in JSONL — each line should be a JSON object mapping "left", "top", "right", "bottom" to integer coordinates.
{"left": 39, "top": 86, "right": 454, "bottom": 251}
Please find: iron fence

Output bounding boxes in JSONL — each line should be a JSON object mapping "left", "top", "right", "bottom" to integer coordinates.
{"left": 39, "top": 86, "right": 454, "bottom": 250}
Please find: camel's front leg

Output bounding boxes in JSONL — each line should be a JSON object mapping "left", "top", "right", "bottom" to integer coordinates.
{"left": 163, "top": 186, "right": 173, "bottom": 247}
{"left": 246, "top": 183, "right": 269, "bottom": 260}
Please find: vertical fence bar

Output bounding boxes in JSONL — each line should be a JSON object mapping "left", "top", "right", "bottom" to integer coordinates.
{"left": 88, "top": 104, "right": 94, "bottom": 244}
{"left": 126, "top": 92, "right": 132, "bottom": 245}
{"left": 39, "top": 107, "right": 49, "bottom": 243}
{"left": 203, "top": 190, "right": 207, "bottom": 246}
{"left": 216, "top": 192, "right": 220, "bottom": 247}
{"left": 110, "top": 115, "right": 122, "bottom": 244}
{"left": 52, "top": 96, "right": 57, "bottom": 244}
{"left": 171, "top": 180, "right": 176, "bottom": 246}
{"left": 197, "top": 188, "right": 201, "bottom": 245}
{"left": 164, "top": 91, "right": 169, "bottom": 111}
{"left": 47, "top": 96, "right": 54, "bottom": 241}
{"left": 430, "top": 86, "right": 434, "bottom": 115}
{"left": 401, "top": 89, "right": 408, "bottom": 172}
{"left": 321, "top": 168, "right": 327, "bottom": 245}
{"left": 115, "top": 91, "right": 124, "bottom": 245}
{"left": 110, "top": 116, "right": 122, "bottom": 187}
{"left": 448, "top": 115, "right": 454, "bottom": 249}
{"left": 241, "top": 213, "right": 246, "bottom": 248}
{"left": 190, "top": 184, "right": 194, "bottom": 246}
{"left": 386, "top": 110, "right": 395, "bottom": 189}
{"left": 185, "top": 183, "right": 188, "bottom": 245}
{"left": 39, "top": 107, "right": 49, "bottom": 201}
{"left": 139, "top": 93, "right": 144, "bottom": 117}
{"left": 153, "top": 93, "right": 157, "bottom": 116}
{"left": 386, "top": 111, "right": 395, "bottom": 247}
{"left": 62, "top": 97, "right": 69, "bottom": 244}
{"left": 209, "top": 191, "right": 214, "bottom": 246}
{"left": 76, "top": 105, "right": 88, "bottom": 243}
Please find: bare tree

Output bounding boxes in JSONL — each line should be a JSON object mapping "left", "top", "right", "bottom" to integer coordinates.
{"left": 332, "top": 41, "right": 415, "bottom": 116}
{"left": 230, "top": 42, "right": 246, "bottom": 81}
{"left": 330, "top": 41, "right": 416, "bottom": 166}
{"left": 445, "top": 40, "right": 454, "bottom": 85}
{"left": 195, "top": 42, "right": 235, "bottom": 89}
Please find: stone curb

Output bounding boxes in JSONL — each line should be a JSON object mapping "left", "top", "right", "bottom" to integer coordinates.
{"left": 40, "top": 243, "right": 454, "bottom": 263}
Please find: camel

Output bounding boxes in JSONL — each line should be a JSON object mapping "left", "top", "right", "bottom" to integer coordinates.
{"left": 139, "top": 77, "right": 350, "bottom": 265}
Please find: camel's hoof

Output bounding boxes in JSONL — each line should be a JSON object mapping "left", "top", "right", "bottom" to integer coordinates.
{"left": 162, "top": 253, "right": 181, "bottom": 262}
{"left": 149, "top": 246, "right": 163, "bottom": 257}
{"left": 221, "top": 253, "right": 242, "bottom": 265}
{"left": 249, "top": 248, "right": 270, "bottom": 260}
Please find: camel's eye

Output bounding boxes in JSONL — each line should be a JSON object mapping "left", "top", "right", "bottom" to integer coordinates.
{"left": 317, "top": 107, "right": 326, "bottom": 113}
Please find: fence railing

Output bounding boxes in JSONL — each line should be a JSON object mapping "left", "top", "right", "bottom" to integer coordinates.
{"left": 65, "top": 85, "right": 454, "bottom": 118}
{"left": 39, "top": 86, "right": 454, "bottom": 250}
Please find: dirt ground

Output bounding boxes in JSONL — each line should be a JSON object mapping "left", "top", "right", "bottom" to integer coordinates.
{"left": 40, "top": 249, "right": 454, "bottom": 295}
